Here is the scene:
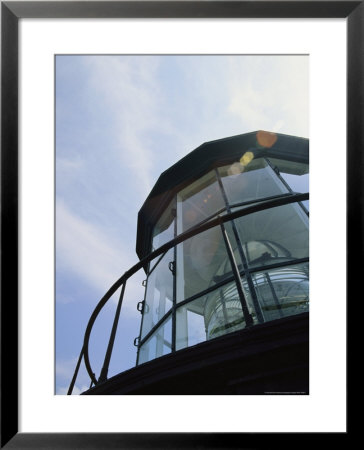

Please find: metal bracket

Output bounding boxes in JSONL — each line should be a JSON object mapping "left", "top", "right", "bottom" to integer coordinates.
{"left": 142, "top": 279, "right": 147, "bottom": 287}
{"left": 168, "top": 261, "right": 175, "bottom": 275}
{"left": 137, "top": 300, "right": 145, "bottom": 313}
{"left": 133, "top": 337, "right": 140, "bottom": 347}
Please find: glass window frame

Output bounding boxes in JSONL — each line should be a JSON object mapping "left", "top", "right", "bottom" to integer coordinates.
{"left": 137, "top": 157, "right": 309, "bottom": 366}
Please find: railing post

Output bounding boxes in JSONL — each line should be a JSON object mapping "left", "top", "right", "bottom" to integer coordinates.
{"left": 67, "top": 346, "right": 84, "bottom": 395}
{"left": 98, "top": 282, "right": 127, "bottom": 383}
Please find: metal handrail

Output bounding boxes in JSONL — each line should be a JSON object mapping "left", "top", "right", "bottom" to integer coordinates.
{"left": 68, "top": 192, "right": 309, "bottom": 394}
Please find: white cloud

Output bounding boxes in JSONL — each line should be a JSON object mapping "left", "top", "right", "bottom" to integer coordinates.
{"left": 56, "top": 199, "right": 136, "bottom": 296}
{"left": 57, "top": 156, "right": 83, "bottom": 171}
{"left": 56, "top": 357, "right": 78, "bottom": 381}
{"left": 226, "top": 55, "right": 308, "bottom": 138}
{"left": 56, "top": 199, "right": 147, "bottom": 315}
{"left": 82, "top": 56, "right": 167, "bottom": 198}
{"left": 272, "top": 119, "right": 285, "bottom": 133}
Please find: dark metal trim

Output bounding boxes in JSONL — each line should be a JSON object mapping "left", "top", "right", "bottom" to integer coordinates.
{"left": 1, "top": 0, "right": 359, "bottom": 447}
{"left": 248, "top": 257, "right": 309, "bottom": 275}
{"left": 228, "top": 191, "right": 294, "bottom": 211}
{"left": 174, "top": 274, "right": 237, "bottom": 309}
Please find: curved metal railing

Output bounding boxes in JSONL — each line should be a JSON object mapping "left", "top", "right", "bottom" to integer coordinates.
{"left": 67, "top": 192, "right": 308, "bottom": 394}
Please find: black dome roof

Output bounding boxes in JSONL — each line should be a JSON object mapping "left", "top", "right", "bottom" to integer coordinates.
{"left": 136, "top": 131, "right": 309, "bottom": 261}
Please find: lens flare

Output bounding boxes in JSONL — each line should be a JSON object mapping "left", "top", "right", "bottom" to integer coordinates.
{"left": 256, "top": 130, "right": 277, "bottom": 148}
{"left": 227, "top": 162, "right": 244, "bottom": 176}
{"left": 240, "top": 151, "right": 254, "bottom": 166}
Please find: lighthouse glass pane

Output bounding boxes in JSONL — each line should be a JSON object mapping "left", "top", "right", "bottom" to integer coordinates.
{"left": 280, "top": 172, "right": 309, "bottom": 211}
{"left": 152, "top": 197, "right": 175, "bottom": 251}
{"left": 241, "top": 263, "right": 309, "bottom": 323}
{"left": 266, "top": 158, "right": 309, "bottom": 210}
{"left": 175, "top": 225, "right": 234, "bottom": 302}
{"left": 232, "top": 203, "right": 309, "bottom": 269}
{"left": 141, "top": 249, "right": 173, "bottom": 339}
{"left": 176, "top": 170, "right": 225, "bottom": 233}
{"left": 218, "top": 158, "right": 288, "bottom": 206}
{"left": 176, "top": 280, "right": 246, "bottom": 351}
{"left": 138, "top": 316, "right": 172, "bottom": 364}
{"left": 280, "top": 172, "right": 309, "bottom": 194}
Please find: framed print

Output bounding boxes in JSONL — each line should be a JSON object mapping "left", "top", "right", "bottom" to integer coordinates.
{"left": 1, "top": 1, "right": 358, "bottom": 447}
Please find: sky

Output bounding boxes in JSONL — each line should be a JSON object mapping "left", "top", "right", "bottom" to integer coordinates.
{"left": 55, "top": 55, "right": 308, "bottom": 394}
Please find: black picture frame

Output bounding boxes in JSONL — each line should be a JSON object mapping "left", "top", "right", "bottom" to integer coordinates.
{"left": 1, "top": 1, "right": 356, "bottom": 448}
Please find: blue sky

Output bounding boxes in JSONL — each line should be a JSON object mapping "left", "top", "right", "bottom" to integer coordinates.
{"left": 55, "top": 55, "right": 308, "bottom": 394}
